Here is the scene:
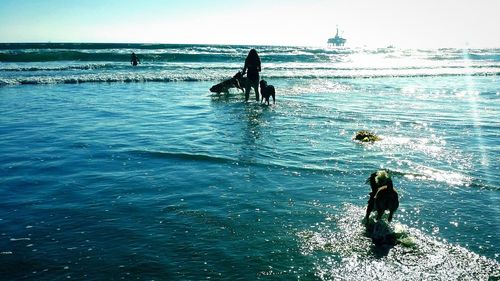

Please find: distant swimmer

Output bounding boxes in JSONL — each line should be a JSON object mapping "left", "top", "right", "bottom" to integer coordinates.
{"left": 130, "top": 52, "right": 140, "bottom": 66}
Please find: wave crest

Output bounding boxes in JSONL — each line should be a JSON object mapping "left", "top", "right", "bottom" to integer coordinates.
{"left": 1, "top": 71, "right": 498, "bottom": 86}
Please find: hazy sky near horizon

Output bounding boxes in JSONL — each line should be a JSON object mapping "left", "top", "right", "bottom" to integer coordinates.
{"left": 0, "top": 0, "right": 498, "bottom": 48}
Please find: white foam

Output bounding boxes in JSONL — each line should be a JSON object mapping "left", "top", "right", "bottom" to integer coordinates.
{"left": 297, "top": 204, "right": 499, "bottom": 281}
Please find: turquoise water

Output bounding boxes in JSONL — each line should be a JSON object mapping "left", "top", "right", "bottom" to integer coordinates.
{"left": 1, "top": 44, "right": 499, "bottom": 280}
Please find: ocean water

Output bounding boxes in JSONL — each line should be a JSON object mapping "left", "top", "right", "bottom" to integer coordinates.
{"left": 0, "top": 43, "right": 499, "bottom": 280}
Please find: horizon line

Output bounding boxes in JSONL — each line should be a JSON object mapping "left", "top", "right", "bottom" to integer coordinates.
{"left": 0, "top": 41, "right": 499, "bottom": 50}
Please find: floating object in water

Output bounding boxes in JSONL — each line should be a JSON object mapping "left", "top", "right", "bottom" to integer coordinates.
{"left": 354, "top": 131, "right": 381, "bottom": 142}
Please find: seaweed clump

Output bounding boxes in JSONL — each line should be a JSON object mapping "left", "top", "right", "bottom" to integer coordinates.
{"left": 354, "top": 131, "right": 381, "bottom": 142}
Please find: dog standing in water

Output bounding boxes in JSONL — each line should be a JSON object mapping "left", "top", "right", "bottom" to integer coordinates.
{"left": 259, "top": 80, "right": 276, "bottom": 105}
{"left": 233, "top": 71, "right": 249, "bottom": 93}
{"left": 364, "top": 170, "right": 399, "bottom": 224}
{"left": 209, "top": 72, "right": 241, "bottom": 94}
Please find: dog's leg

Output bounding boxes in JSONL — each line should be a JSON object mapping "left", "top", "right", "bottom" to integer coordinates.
{"left": 388, "top": 207, "right": 398, "bottom": 222}
{"left": 364, "top": 194, "right": 375, "bottom": 224}
{"left": 233, "top": 79, "right": 240, "bottom": 91}
{"left": 238, "top": 80, "right": 245, "bottom": 92}
{"left": 375, "top": 206, "right": 384, "bottom": 221}
{"left": 388, "top": 211, "right": 394, "bottom": 222}
{"left": 244, "top": 83, "right": 251, "bottom": 102}
{"left": 364, "top": 205, "right": 373, "bottom": 224}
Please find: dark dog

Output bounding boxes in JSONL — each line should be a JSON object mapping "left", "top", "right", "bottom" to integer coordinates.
{"left": 209, "top": 74, "right": 239, "bottom": 94}
{"left": 233, "top": 71, "right": 249, "bottom": 93}
{"left": 259, "top": 80, "right": 276, "bottom": 105}
{"left": 364, "top": 170, "right": 399, "bottom": 224}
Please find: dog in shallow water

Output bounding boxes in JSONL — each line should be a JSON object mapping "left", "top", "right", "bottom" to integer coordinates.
{"left": 210, "top": 72, "right": 241, "bottom": 94}
{"left": 233, "top": 71, "right": 249, "bottom": 93}
{"left": 364, "top": 170, "right": 399, "bottom": 224}
{"left": 259, "top": 80, "right": 276, "bottom": 105}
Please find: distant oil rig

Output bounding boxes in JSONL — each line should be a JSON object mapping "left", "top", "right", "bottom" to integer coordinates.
{"left": 327, "top": 26, "right": 346, "bottom": 47}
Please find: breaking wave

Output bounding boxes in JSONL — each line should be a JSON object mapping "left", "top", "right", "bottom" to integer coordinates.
{"left": 0, "top": 63, "right": 112, "bottom": 72}
{"left": 1, "top": 43, "right": 499, "bottom": 86}
{"left": 1, "top": 71, "right": 498, "bottom": 86}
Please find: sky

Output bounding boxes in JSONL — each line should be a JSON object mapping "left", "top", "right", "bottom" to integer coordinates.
{"left": 0, "top": 0, "right": 499, "bottom": 48}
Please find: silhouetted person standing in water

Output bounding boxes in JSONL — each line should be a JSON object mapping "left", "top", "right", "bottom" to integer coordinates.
{"left": 242, "top": 49, "right": 261, "bottom": 102}
{"left": 131, "top": 52, "right": 140, "bottom": 66}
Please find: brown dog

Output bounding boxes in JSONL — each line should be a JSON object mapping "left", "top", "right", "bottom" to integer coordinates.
{"left": 364, "top": 170, "right": 399, "bottom": 223}
{"left": 210, "top": 72, "right": 243, "bottom": 94}
{"left": 259, "top": 79, "right": 276, "bottom": 105}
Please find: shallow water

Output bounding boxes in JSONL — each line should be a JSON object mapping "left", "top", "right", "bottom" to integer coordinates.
{"left": 1, "top": 44, "right": 499, "bottom": 280}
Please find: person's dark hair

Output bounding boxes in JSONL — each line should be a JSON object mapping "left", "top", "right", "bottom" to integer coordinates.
{"left": 245, "top": 49, "right": 260, "bottom": 65}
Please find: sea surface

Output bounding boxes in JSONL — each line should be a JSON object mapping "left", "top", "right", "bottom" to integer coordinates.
{"left": 0, "top": 43, "right": 499, "bottom": 280}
